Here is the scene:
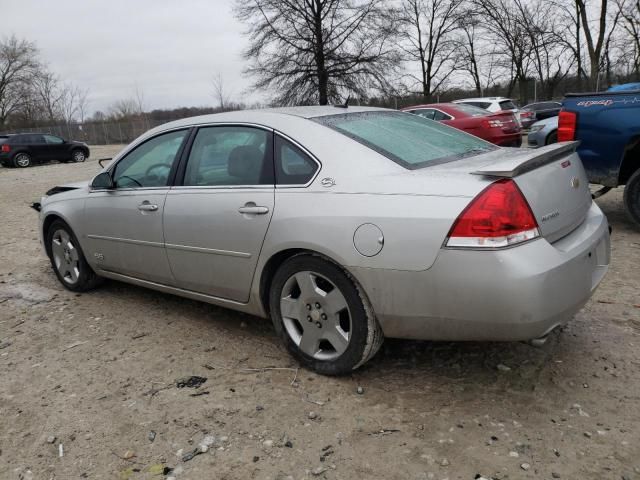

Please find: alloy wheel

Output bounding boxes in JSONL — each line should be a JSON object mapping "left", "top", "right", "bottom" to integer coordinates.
{"left": 15, "top": 154, "right": 30, "bottom": 167}
{"left": 73, "top": 151, "right": 86, "bottom": 162}
{"left": 51, "top": 229, "right": 80, "bottom": 284}
{"left": 280, "top": 270, "right": 352, "bottom": 360}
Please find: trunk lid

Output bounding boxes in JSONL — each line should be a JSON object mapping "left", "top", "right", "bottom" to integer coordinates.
{"left": 471, "top": 142, "right": 592, "bottom": 242}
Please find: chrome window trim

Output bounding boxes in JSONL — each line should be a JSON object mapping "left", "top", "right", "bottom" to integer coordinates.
{"left": 273, "top": 130, "right": 322, "bottom": 189}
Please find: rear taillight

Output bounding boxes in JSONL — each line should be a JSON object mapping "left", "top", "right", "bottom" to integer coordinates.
{"left": 446, "top": 179, "right": 539, "bottom": 248}
{"left": 1, "top": 144, "right": 10, "bottom": 153}
{"left": 558, "top": 110, "right": 577, "bottom": 141}
{"left": 482, "top": 119, "right": 504, "bottom": 128}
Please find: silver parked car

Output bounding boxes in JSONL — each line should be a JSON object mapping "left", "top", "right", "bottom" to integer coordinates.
{"left": 36, "top": 107, "right": 610, "bottom": 374}
{"left": 527, "top": 116, "right": 558, "bottom": 148}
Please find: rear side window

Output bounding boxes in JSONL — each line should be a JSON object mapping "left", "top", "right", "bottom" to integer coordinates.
{"left": 433, "top": 110, "right": 452, "bottom": 121}
{"left": 313, "top": 111, "right": 495, "bottom": 170}
{"left": 412, "top": 109, "right": 436, "bottom": 120}
{"left": 44, "top": 135, "right": 64, "bottom": 144}
{"left": 275, "top": 135, "right": 318, "bottom": 185}
{"left": 465, "top": 101, "right": 491, "bottom": 110}
{"left": 183, "top": 126, "right": 272, "bottom": 187}
{"left": 452, "top": 104, "right": 488, "bottom": 116}
{"left": 499, "top": 100, "right": 517, "bottom": 110}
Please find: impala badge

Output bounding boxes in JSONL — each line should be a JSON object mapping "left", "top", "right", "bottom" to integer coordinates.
{"left": 571, "top": 177, "right": 580, "bottom": 189}
{"left": 321, "top": 177, "right": 336, "bottom": 187}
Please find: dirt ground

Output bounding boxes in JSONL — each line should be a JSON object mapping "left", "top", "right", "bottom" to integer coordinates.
{"left": 1, "top": 146, "right": 639, "bottom": 480}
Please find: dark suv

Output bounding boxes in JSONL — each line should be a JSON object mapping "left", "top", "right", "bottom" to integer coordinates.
{"left": 0, "top": 133, "right": 90, "bottom": 168}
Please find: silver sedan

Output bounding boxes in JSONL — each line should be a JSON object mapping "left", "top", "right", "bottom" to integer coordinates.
{"left": 36, "top": 106, "right": 610, "bottom": 374}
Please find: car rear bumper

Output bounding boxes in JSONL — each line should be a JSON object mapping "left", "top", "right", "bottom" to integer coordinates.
{"left": 351, "top": 201, "right": 610, "bottom": 341}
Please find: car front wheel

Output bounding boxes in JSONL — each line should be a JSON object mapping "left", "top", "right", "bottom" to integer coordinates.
{"left": 623, "top": 168, "right": 640, "bottom": 227}
{"left": 13, "top": 153, "right": 31, "bottom": 168}
{"left": 46, "top": 220, "right": 102, "bottom": 292}
{"left": 269, "top": 254, "right": 383, "bottom": 375}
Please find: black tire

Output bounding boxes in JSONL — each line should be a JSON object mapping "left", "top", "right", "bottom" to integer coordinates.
{"left": 46, "top": 220, "right": 102, "bottom": 292}
{"left": 623, "top": 168, "right": 640, "bottom": 227}
{"left": 269, "top": 253, "right": 383, "bottom": 375}
{"left": 71, "top": 149, "right": 86, "bottom": 163}
{"left": 13, "top": 152, "right": 31, "bottom": 168}
{"left": 546, "top": 131, "right": 558, "bottom": 145}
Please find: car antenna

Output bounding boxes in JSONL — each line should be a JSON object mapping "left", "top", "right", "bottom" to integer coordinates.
{"left": 335, "top": 95, "right": 350, "bottom": 109}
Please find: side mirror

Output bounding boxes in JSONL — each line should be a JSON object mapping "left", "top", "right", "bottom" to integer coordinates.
{"left": 91, "top": 171, "right": 115, "bottom": 190}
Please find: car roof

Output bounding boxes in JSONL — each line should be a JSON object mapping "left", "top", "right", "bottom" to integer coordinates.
{"left": 143, "top": 105, "right": 391, "bottom": 139}
{"left": 454, "top": 97, "right": 512, "bottom": 102}
{"left": 401, "top": 103, "right": 455, "bottom": 110}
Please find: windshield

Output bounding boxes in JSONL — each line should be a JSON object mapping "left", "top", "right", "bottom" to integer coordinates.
{"left": 313, "top": 111, "right": 496, "bottom": 170}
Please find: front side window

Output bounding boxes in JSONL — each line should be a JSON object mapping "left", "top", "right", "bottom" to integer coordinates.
{"left": 44, "top": 135, "right": 64, "bottom": 144}
{"left": 275, "top": 136, "right": 318, "bottom": 185}
{"left": 183, "top": 126, "right": 271, "bottom": 186}
{"left": 313, "top": 111, "right": 496, "bottom": 170}
{"left": 113, "top": 129, "right": 188, "bottom": 188}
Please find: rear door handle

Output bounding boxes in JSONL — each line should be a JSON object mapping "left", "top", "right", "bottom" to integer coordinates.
{"left": 138, "top": 203, "right": 158, "bottom": 212}
{"left": 238, "top": 205, "right": 269, "bottom": 215}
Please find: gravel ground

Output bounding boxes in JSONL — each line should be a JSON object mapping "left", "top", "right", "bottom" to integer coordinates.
{"left": 0, "top": 146, "right": 639, "bottom": 480}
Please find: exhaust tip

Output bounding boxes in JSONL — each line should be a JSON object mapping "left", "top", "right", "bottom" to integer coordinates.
{"left": 528, "top": 335, "right": 549, "bottom": 347}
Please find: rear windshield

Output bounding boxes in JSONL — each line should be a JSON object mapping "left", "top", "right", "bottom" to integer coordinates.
{"left": 451, "top": 104, "right": 488, "bottom": 117}
{"left": 313, "top": 111, "right": 496, "bottom": 170}
{"left": 499, "top": 100, "right": 517, "bottom": 110}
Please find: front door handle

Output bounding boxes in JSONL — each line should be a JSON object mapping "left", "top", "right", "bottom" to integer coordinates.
{"left": 238, "top": 205, "right": 269, "bottom": 215}
{"left": 138, "top": 202, "right": 159, "bottom": 212}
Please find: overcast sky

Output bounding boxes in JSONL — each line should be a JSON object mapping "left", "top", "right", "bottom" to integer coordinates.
{"left": 4, "top": 0, "right": 257, "bottom": 114}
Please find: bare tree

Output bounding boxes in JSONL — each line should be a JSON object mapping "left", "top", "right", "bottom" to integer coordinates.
{"left": 472, "top": 0, "right": 533, "bottom": 101}
{"left": 59, "top": 83, "right": 90, "bottom": 124}
{"left": 32, "top": 70, "right": 64, "bottom": 121}
{"left": 212, "top": 73, "right": 231, "bottom": 109}
{"left": 108, "top": 98, "right": 140, "bottom": 120}
{"left": 616, "top": 0, "right": 640, "bottom": 78}
{"left": 0, "top": 35, "right": 39, "bottom": 127}
{"left": 575, "top": 0, "right": 621, "bottom": 89}
{"left": 398, "top": 0, "right": 463, "bottom": 100}
{"left": 235, "top": 0, "right": 401, "bottom": 105}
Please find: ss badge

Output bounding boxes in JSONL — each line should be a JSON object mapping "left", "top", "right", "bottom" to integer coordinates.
{"left": 93, "top": 252, "right": 104, "bottom": 261}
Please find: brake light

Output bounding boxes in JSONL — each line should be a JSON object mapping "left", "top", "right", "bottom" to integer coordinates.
{"left": 446, "top": 179, "right": 539, "bottom": 248}
{"left": 482, "top": 119, "right": 504, "bottom": 128}
{"left": 558, "top": 110, "right": 577, "bottom": 141}
{"left": 1, "top": 144, "right": 9, "bottom": 153}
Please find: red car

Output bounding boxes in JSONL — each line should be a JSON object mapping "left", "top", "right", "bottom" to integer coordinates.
{"left": 402, "top": 103, "right": 522, "bottom": 147}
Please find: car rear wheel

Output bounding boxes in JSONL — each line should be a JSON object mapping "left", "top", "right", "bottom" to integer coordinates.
{"left": 46, "top": 220, "right": 102, "bottom": 292}
{"left": 71, "top": 149, "right": 86, "bottom": 163}
{"left": 623, "top": 168, "right": 640, "bottom": 227}
{"left": 13, "top": 153, "right": 31, "bottom": 168}
{"left": 269, "top": 254, "right": 383, "bottom": 375}
{"left": 545, "top": 131, "right": 558, "bottom": 145}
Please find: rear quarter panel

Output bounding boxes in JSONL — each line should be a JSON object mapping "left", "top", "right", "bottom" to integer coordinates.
{"left": 260, "top": 190, "right": 472, "bottom": 272}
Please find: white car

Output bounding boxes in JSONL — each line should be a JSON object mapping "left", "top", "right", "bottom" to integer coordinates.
{"left": 453, "top": 97, "right": 521, "bottom": 124}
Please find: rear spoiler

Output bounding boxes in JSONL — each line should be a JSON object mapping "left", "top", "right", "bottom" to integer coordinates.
{"left": 471, "top": 141, "right": 580, "bottom": 178}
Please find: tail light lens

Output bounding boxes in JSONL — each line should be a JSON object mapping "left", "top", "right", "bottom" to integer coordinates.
{"left": 1, "top": 144, "right": 10, "bottom": 153}
{"left": 558, "top": 110, "right": 577, "bottom": 141}
{"left": 446, "top": 179, "right": 539, "bottom": 248}
{"left": 482, "top": 119, "right": 504, "bottom": 128}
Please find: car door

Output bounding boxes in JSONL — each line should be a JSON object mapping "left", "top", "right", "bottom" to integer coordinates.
{"left": 43, "top": 135, "right": 68, "bottom": 160}
{"left": 83, "top": 128, "right": 190, "bottom": 284}
{"left": 163, "top": 125, "right": 275, "bottom": 302}
{"left": 29, "top": 135, "right": 48, "bottom": 161}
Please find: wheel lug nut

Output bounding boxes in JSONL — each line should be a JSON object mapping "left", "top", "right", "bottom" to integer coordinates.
{"left": 307, "top": 316, "right": 312, "bottom": 322}
{"left": 306, "top": 304, "right": 311, "bottom": 310}
{"left": 321, "top": 314, "right": 327, "bottom": 320}
{"left": 316, "top": 322, "right": 322, "bottom": 328}
{"left": 315, "top": 303, "right": 321, "bottom": 309}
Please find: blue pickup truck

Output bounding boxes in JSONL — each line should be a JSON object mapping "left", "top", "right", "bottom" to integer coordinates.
{"left": 559, "top": 88, "right": 640, "bottom": 225}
